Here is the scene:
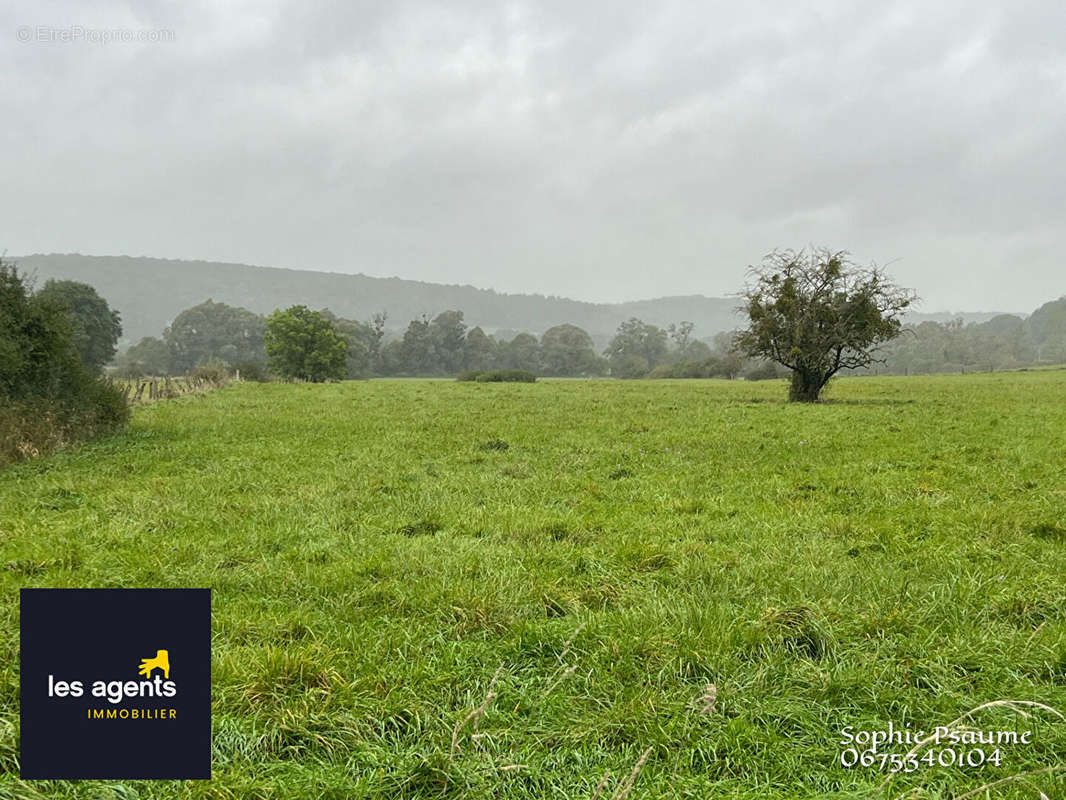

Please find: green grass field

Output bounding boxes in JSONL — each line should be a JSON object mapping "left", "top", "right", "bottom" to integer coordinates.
{"left": 2, "top": 373, "right": 1065, "bottom": 799}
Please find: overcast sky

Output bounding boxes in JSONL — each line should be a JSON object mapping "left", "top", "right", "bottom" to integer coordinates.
{"left": 3, "top": 1, "right": 1064, "bottom": 311}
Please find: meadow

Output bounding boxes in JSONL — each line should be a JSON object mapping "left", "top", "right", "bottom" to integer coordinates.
{"left": 1, "top": 373, "right": 1064, "bottom": 799}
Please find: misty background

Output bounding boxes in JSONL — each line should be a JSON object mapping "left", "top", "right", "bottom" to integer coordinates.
{"left": 3, "top": 1, "right": 1064, "bottom": 312}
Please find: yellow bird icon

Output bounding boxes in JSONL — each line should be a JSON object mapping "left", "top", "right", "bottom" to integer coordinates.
{"left": 138, "top": 649, "right": 170, "bottom": 679}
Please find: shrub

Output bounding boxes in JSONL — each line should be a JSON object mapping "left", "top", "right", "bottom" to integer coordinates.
{"left": 116, "top": 336, "right": 172, "bottom": 377}
{"left": 113, "top": 361, "right": 146, "bottom": 380}
{"left": 647, "top": 357, "right": 746, "bottom": 380}
{"left": 610, "top": 353, "right": 650, "bottom": 379}
{"left": 77, "top": 374, "right": 130, "bottom": 429}
{"left": 232, "top": 361, "right": 268, "bottom": 382}
{"left": 191, "top": 358, "right": 230, "bottom": 384}
{"left": 458, "top": 370, "right": 537, "bottom": 383}
{"left": 743, "top": 361, "right": 786, "bottom": 381}
{"left": 0, "top": 401, "right": 65, "bottom": 463}
{"left": 0, "top": 261, "right": 129, "bottom": 466}
{"left": 0, "top": 379, "right": 129, "bottom": 466}
{"left": 473, "top": 370, "right": 536, "bottom": 383}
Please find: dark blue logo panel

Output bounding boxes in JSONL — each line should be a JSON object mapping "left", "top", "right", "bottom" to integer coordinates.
{"left": 20, "top": 588, "right": 211, "bottom": 780}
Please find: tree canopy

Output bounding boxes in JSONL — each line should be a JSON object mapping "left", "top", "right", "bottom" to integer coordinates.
{"left": 265, "top": 305, "right": 348, "bottom": 382}
{"left": 499, "top": 333, "right": 541, "bottom": 372}
{"left": 116, "top": 336, "right": 172, "bottom": 377}
{"left": 605, "top": 318, "right": 670, "bottom": 377}
{"left": 540, "top": 324, "right": 606, "bottom": 376}
{"left": 165, "top": 299, "right": 266, "bottom": 372}
{"left": 0, "top": 261, "right": 128, "bottom": 463}
{"left": 35, "top": 279, "right": 122, "bottom": 370}
{"left": 0, "top": 265, "right": 80, "bottom": 399}
{"left": 736, "top": 248, "right": 915, "bottom": 401}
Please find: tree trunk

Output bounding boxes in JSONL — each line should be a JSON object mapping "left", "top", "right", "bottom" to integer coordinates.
{"left": 789, "top": 369, "right": 824, "bottom": 403}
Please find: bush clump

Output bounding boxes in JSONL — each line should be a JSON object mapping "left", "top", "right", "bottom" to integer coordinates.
{"left": 458, "top": 370, "right": 536, "bottom": 383}
{"left": 0, "top": 260, "right": 129, "bottom": 466}
{"left": 232, "top": 361, "right": 268, "bottom": 382}
{"left": 191, "top": 357, "right": 231, "bottom": 384}
{"left": 742, "top": 361, "right": 788, "bottom": 381}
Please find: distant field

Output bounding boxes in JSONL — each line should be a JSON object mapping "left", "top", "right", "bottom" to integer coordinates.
{"left": 2, "top": 374, "right": 1065, "bottom": 798}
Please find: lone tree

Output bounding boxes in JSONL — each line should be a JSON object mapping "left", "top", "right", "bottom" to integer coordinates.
{"left": 736, "top": 248, "right": 916, "bottom": 402}
{"left": 265, "top": 305, "right": 347, "bottom": 382}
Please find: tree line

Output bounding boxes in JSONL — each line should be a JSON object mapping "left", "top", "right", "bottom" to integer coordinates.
{"left": 864, "top": 307, "right": 1066, "bottom": 375}
{"left": 114, "top": 287, "right": 1066, "bottom": 386}
{"left": 114, "top": 299, "right": 780, "bottom": 381}
{"left": 5, "top": 247, "right": 1066, "bottom": 421}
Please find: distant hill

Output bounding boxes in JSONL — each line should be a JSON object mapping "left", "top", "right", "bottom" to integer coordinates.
{"left": 13, "top": 253, "right": 1017, "bottom": 345}
{"left": 14, "top": 253, "right": 746, "bottom": 344}
{"left": 904, "top": 310, "right": 1023, "bottom": 325}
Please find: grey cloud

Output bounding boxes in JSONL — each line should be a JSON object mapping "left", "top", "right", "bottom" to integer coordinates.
{"left": 2, "top": 0, "right": 1063, "bottom": 312}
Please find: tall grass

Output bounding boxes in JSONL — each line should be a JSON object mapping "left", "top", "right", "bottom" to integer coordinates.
{"left": 0, "top": 380, "right": 128, "bottom": 467}
{"left": 1, "top": 372, "right": 1065, "bottom": 798}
